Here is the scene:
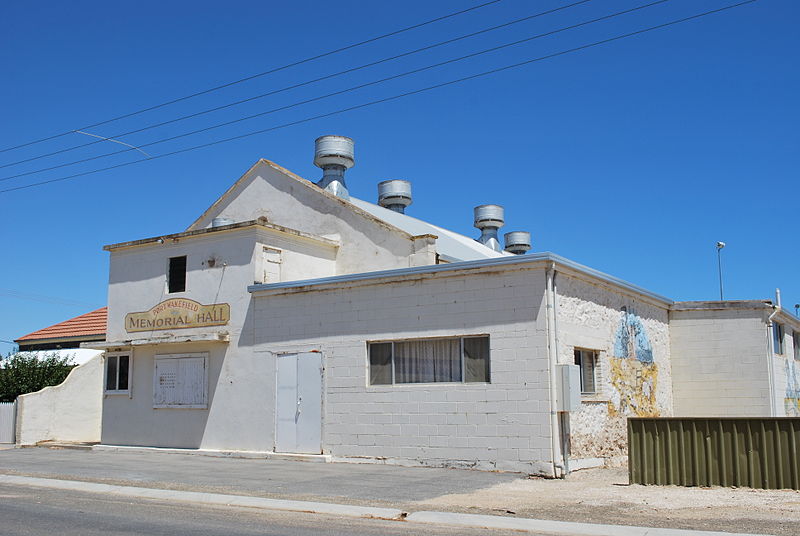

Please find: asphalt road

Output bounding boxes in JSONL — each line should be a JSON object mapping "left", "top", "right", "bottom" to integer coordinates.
{"left": 0, "top": 447, "right": 521, "bottom": 506}
{"left": 0, "top": 482, "right": 528, "bottom": 536}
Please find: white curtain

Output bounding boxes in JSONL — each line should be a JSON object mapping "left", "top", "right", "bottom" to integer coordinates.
{"left": 394, "top": 339, "right": 461, "bottom": 383}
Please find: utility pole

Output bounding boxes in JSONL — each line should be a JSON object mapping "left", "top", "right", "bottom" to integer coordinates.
{"left": 716, "top": 242, "right": 726, "bottom": 300}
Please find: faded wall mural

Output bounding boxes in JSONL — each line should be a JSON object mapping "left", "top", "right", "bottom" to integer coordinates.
{"left": 785, "top": 358, "right": 800, "bottom": 417}
{"left": 608, "top": 307, "right": 660, "bottom": 418}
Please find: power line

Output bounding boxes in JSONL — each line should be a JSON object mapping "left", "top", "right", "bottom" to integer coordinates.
{"left": 0, "top": 0, "right": 670, "bottom": 183}
{"left": 0, "top": 289, "right": 100, "bottom": 308}
{"left": 0, "top": 0, "right": 503, "bottom": 155}
{"left": 0, "top": 0, "right": 595, "bottom": 170}
{"left": 0, "top": 0, "right": 759, "bottom": 195}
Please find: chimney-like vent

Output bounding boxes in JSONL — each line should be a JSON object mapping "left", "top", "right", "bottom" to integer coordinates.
{"left": 378, "top": 180, "right": 412, "bottom": 213}
{"left": 504, "top": 231, "right": 531, "bottom": 255}
{"left": 314, "top": 135, "right": 354, "bottom": 200}
{"left": 211, "top": 217, "right": 234, "bottom": 228}
{"left": 474, "top": 204, "right": 504, "bottom": 252}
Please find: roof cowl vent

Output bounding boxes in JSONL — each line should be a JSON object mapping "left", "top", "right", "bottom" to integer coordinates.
{"left": 314, "top": 135, "right": 354, "bottom": 200}
{"left": 473, "top": 204, "right": 504, "bottom": 252}
{"left": 378, "top": 180, "right": 412, "bottom": 213}
{"left": 504, "top": 231, "right": 531, "bottom": 254}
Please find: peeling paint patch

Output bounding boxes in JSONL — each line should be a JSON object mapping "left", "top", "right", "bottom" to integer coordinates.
{"left": 608, "top": 357, "right": 659, "bottom": 418}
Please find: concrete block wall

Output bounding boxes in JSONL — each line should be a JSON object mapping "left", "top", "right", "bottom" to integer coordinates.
{"left": 254, "top": 266, "right": 554, "bottom": 474}
{"left": 670, "top": 307, "right": 770, "bottom": 417}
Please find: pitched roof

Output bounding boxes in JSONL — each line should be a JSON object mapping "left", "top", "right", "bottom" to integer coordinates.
{"left": 16, "top": 307, "right": 107, "bottom": 342}
{"left": 349, "top": 197, "right": 511, "bottom": 262}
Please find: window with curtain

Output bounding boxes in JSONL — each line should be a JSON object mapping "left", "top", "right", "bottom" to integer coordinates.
{"left": 368, "top": 336, "right": 489, "bottom": 385}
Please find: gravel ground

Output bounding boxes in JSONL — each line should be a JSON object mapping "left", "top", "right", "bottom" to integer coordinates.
{"left": 415, "top": 467, "right": 800, "bottom": 536}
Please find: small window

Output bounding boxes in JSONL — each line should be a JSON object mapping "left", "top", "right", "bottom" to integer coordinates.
{"left": 368, "top": 336, "right": 489, "bottom": 385}
{"left": 105, "top": 354, "right": 130, "bottom": 394}
{"left": 168, "top": 255, "right": 187, "bottom": 293}
{"left": 773, "top": 323, "right": 785, "bottom": 355}
{"left": 574, "top": 349, "right": 597, "bottom": 395}
{"left": 793, "top": 331, "right": 799, "bottom": 361}
{"left": 153, "top": 354, "right": 208, "bottom": 408}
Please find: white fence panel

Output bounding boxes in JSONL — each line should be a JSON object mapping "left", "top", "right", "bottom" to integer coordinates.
{"left": 0, "top": 402, "right": 16, "bottom": 443}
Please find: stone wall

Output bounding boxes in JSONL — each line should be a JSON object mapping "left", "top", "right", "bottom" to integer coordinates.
{"left": 555, "top": 272, "right": 672, "bottom": 460}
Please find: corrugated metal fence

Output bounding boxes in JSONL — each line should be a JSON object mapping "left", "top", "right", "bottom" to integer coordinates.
{"left": 628, "top": 418, "right": 800, "bottom": 490}
{"left": 0, "top": 402, "right": 15, "bottom": 444}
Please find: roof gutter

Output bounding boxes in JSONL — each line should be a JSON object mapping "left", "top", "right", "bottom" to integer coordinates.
{"left": 248, "top": 252, "right": 673, "bottom": 305}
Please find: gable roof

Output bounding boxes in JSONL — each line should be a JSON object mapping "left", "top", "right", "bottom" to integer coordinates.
{"left": 16, "top": 307, "right": 107, "bottom": 342}
{"left": 349, "top": 197, "right": 510, "bottom": 262}
{"left": 187, "top": 158, "right": 508, "bottom": 262}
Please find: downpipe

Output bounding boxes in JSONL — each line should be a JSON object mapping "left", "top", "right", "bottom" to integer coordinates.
{"left": 767, "top": 305, "right": 779, "bottom": 417}
{"left": 545, "top": 262, "right": 565, "bottom": 478}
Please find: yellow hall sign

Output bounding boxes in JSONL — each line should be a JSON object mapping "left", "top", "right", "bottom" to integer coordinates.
{"left": 125, "top": 298, "right": 230, "bottom": 333}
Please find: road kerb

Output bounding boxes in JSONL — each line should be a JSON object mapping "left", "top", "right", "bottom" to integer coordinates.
{"left": 0, "top": 474, "right": 773, "bottom": 536}
{"left": 0, "top": 474, "right": 404, "bottom": 521}
{"left": 406, "top": 511, "right": 770, "bottom": 536}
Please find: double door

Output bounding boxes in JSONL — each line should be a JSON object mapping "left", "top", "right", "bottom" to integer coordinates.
{"left": 275, "top": 352, "right": 322, "bottom": 454}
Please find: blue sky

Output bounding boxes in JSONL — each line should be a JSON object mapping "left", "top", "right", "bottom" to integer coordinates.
{"left": 1, "top": 0, "right": 797, "bottom": 353}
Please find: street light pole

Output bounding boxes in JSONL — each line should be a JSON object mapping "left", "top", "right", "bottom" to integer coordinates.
{"left": 716, "top": 242, "right": 726, "bottom": 300}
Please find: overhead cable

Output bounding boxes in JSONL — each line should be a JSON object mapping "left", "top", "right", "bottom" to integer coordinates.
{"left": 0, "top": 0, "right": 595, "bottom": 170}
{"left": 0, "top": 0, "right": 503, "bottom": 155}
{"left": 0, "top": 0, "right": 670, "bottom": 182}
{"left": 0, "top": 0, "right": 759, "bottom": 195}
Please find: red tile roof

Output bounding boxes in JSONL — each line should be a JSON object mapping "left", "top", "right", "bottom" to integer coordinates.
{"left": 16, "top": 307, "right": 107, "bottom": 342}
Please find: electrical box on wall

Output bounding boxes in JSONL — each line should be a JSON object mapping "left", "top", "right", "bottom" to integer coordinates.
{"left": 557, "top": 364, "right": 581, "bottom": 412}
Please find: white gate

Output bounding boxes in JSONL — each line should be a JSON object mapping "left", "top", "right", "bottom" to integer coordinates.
{"left": 275, "top": 352, "right": 322, "bottom": 454}
{"left": 0, "top": 402, "right": 16, "bottom": 444}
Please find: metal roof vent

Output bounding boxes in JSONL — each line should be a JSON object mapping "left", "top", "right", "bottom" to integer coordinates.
{"left": 211, "top": 217, "right": 234, "bottom": 228}
{"left": 378, "top": 180, "right": 412, "bottom": 213}
{"left": 474, "top": 204, "right": 504, "bottom": 252}
{"left": 314, "top": 135, "right": 354, "bottom": 200}
{"left": 504, "top": 231, "right": 531, "bottom": 254}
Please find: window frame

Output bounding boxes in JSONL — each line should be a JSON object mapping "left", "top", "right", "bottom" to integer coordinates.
{"left": 367, "top": 335, "right": 490, "bottom": 386}
{"left": 153, "top": 352, "right": 209, "bottom": 409}
{"left": 573, "top": 348, "right": 598, "bottom": 395}
{"left": 167, "top": 255, "right": 187, "bottom": 294}
{"left": 104, "top": 352, "right": 132, "bottom": 395}
{"left": 794, "top": 331, "right": 800, "bottom": 361}
{"left": 773, "top": 322, "right": 785, "bottom": 355}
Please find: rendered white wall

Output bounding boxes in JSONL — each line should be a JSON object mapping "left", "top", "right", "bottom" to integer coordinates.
{"left": 187, "top": 161, "right": 436, "bottom": 272}
{"left": 17, "top": 355, "right": 103, "bottom": 445}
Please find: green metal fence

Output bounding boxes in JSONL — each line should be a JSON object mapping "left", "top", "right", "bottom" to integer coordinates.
{"left": 628, "top": 418, "right": 800, "bottom": 490}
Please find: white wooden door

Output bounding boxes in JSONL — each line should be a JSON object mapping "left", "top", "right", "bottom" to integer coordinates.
{"left": 275, "top": 352, "right": 322, "bottom": 454}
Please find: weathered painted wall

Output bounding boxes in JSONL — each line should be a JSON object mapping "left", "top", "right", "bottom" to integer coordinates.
{"left": 773, "top": 314, "right": 800, "bottom": 417}
{"left": 555, "top": 272, "right": 671, "bottom": 460}
{"left": 17, "top": 355, "right": 103, "bottom": 445}
{"left": 103, "top": 226, "right": 337, "bottom": 450}
{"left": 187, "top": 161, "right": 436, "bottom": 272}
{"left": 106, "top": 226, "right": 336, "bottom": 343}
{"left": 670, "top": 306, "right": 771, "bottom": 417}
{"left": 253, "top": 266, "right": 554, "bottom": 474}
